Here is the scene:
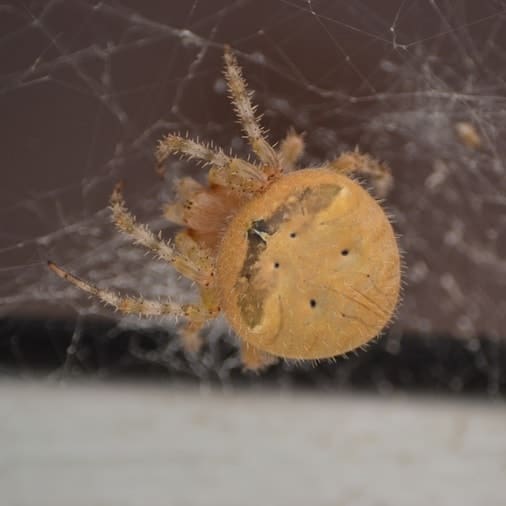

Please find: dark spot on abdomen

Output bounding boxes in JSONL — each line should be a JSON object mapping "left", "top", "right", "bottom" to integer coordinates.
{"left": 236, "top": 183, "right": 341, "bottom": 328}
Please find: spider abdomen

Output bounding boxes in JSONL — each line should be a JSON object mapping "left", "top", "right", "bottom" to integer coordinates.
{"left": 217, "top": 169, "right": 401, "bottom": 360}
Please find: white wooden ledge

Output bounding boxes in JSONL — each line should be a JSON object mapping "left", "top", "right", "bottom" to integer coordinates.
{"left": 1, "top": 381, "right": 505, "bottom": 506}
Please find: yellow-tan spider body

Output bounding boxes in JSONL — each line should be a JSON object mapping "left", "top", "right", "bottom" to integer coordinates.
{"left": 49, "top": 47, "right": 401, "bottom": 370}
{"left": 217, "top": 168, "right": 399, "bottom": 361}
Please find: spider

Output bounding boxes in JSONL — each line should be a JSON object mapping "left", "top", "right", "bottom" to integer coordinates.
{"left": 49, "top": 46, "right": 401, "bottom": 370}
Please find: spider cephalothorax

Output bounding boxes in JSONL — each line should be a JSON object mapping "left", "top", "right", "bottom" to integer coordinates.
{"left": 50, "top": 46, "right": 401, "bottom": 370}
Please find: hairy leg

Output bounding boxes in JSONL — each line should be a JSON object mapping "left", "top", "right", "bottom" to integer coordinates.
{"left": 223, "top": 46, "right": 279, "bottom": 170}
{"left": 48, "top": 261, "right": 218, "bottom": 353}
{"left": 163, "top": 177, "right": 204, "bottom": 227}
{"left": 240, "top": 342, "right": 279, "bottom": 371}
{"left": 48, "top": 261, "right": 207, "bottom": 319}
{"left": 326, "top": 149, "right": 393, "bottom": 197}
{"left": 180, "top": 319, "right": 207, "bottom": 352}
{"left": 156, "top": 134, "right": 267, "bottom": 193}
{"left": 110, "top": 183, "right": 213, "bottom": 285}
{"left": 173, "top": 231, "right": 214, "bottom": 271}
{"left": 277, "top": 129, "right": 305, "bottom": 171}
{"left": 156, "top": 133, "right": 231, "bottom": 171}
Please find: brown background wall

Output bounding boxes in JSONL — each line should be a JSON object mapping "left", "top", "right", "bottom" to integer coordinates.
{"left": 1, "top": 1, "right": 505, "bottom": 346}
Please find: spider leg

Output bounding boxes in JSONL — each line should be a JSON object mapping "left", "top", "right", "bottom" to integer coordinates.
{"left": 180, "top": 319, "right": 206, "bottom": 352}
{"left": 110, "top": 183, "right": 212, "bottom": 285}
{"left": 325, "top": 149, "right": 393, "bottom": 197}
{"left": 277, "top": 128, "right": 305, "bottom": 172}
{"left": 223, "top": 46, "right": 279, "bottom": 170}
{"left": 240, "top": 342, "right": 279, "bottom": 371}
{"left": 48, "top": 261, "right": 211, "bottom": 320}
{"left": 173, "top": 230, "right": 215, "bottom": 269}
{"left": 156, "top": 134, "right": 267, "bottom": 193}
{"left": 162, "top": 177, "right": 204, "bottom": 227}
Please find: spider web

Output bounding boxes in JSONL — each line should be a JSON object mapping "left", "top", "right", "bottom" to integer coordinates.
{"left": 1, "top": 0, "right": 505, "bottom": 387}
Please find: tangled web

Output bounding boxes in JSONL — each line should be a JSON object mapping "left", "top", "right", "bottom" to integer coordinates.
{"left": 1, "top": 0, "right": 505, "bottom": 386}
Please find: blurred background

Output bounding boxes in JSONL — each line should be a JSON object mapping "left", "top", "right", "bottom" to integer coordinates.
{"left": 1, "top": 1, "right": 505, "bottom": 505}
